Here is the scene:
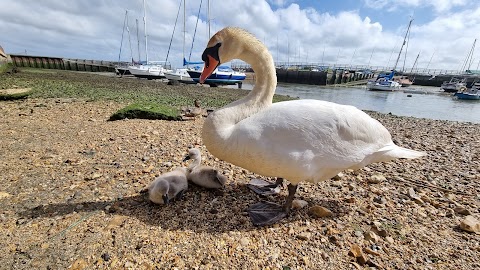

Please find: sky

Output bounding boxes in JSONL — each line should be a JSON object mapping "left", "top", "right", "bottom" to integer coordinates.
{"left": 1, "top": 0, "right": 480, "bottom": 72}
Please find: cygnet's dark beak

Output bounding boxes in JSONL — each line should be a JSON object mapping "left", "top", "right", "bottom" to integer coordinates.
{"left": 162, "top": 194, "right": 169, "bottom": 204}
{"left": 182, "top": 155, "right": 191, "bottom": 162}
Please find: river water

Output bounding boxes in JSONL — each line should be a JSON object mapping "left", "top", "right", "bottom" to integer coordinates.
{"left": 237, "top": 83, "right": 480, "bottom": 124}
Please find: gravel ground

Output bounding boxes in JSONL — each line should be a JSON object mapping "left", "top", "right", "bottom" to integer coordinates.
{"left": 1, "top": 96, "right": 479, "bottom": 269}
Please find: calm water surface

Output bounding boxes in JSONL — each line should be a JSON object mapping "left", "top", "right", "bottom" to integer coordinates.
{"left": 238, "top": 83, "right": 480, "bottom": 124}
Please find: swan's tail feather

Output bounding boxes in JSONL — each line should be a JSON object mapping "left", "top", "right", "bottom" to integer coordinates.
{"left": 379, "top": 144, "right": 426, "bottom": 159}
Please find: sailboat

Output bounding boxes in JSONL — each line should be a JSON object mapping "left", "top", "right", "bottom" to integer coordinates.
{"left": 164, "top": 0, "right": 195, "bottom": 84}
{"left": 185, "top": 0, "right": 246, "bottom": 87}
{"left": 128, "top": 0, "right": 172, "bottom": 79}
{"left": 367, "top": 18, "right": 413, "bottom": 91}
{"left": 115, "top": 10, "right": 133, "bottom": 76}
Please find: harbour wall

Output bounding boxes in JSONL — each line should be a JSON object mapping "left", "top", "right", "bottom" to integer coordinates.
{"left": 9, "top": 54, "right": 116, "bottom": 72}
{"left": 275, "top": 69, "right": 375, "bottom": 86}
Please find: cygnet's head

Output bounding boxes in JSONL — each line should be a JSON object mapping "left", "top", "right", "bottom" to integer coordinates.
{"left": 149, "top": 179, "right": 170, "bottom": 204}
{"left": 183, "top": 148, "right": 202, "bottom": 162}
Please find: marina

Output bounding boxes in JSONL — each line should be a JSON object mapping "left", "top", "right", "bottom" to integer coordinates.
{"left": 238, "top": 82, "right": 480, "bottom": 124}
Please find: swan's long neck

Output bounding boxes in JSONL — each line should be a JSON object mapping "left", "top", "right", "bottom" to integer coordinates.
{"left": 203, "top": 39, "right": 276, "bottom": 149}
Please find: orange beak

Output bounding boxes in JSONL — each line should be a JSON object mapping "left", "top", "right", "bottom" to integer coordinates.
{"left": 200, "top": 55, "right": 219, "bottom": 84}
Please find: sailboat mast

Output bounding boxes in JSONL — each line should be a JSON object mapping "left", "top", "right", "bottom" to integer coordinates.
{"left": 143, "top": 0, "right": 148, "bottom": 63}
{"left": 118, "top": 10, "right": 128, "bottom": 64}
{"left": 136, "top": 19, "right": 141, "bottom": 62}
{"left": 127, "top": 15, "right": 133, "bottom": 62}
{"left": 410, "top": 52, "right": 420, "bottom": 73}
{"left": 393, "top": 17, "right": 413, "bottom": 72}
{"left": 183, "top": 0, "right": 186, "bottom": 62}
{"left": 207, "top": 0, "right": 210, "bottom": 37}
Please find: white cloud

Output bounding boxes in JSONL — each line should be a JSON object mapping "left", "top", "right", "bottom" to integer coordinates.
{"left": 364, "top": 0, "right": 470, "bottom": 13}
{"left": 0, "top": 0, "right": 479, "bottom": 71}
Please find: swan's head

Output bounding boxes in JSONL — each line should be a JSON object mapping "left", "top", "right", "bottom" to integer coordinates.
{"left": 200, "top": 27, "right": 262, "bottom": 83}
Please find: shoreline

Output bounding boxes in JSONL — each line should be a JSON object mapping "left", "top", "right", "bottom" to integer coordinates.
{"left": 0, "top": 70, "right": 479, "bottom": 269}
{"left": 1, "top": 97, "right": 479, "bottom": 269}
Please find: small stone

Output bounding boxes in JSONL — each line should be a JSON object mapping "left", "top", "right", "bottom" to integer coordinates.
{"left": 373, "top": 196, "right": 387, "bottom": 204}
{"left": 354, "top": 230, "right": 363, "bottom": 237}
{"left": 368, "top": 174, "right": 386, "bottom": 184}
{"left": 124, "top": 261, "right": 134, "bottom": 268}
{"left": 101, "top": 253, "right": 111, "bottom": 261}
{"left": 459, "top": 215, "right": 480, "bottom": 234}
{"left": 357, "top": 254, "right": 369, "bottom": 266}
{"left": 385, "top": 236, "right": 394, "bottom": 244}
{"left": 332, "top": 172, "right": 344, "bottom": 180}
{"left": 364, "top": 247, "right": 380, "bottom": 256}
{"left": 104, "top": 215, "right": 127, "bottom": 230}
{"left": 239, "top": 237, "right": 250, "bottom": 246}
{"left": 297, "top": 232, "right": 311, "bottom": 240}
{"left": 292, "top": 199, "right": 308, "bottom": 209}
{"left": 371, "top": 225, "right": 388, "bottom": 237}
{"left": 345, "top": 197, "right": 356, "bottom": 203}
{"left": 0, "top": 192, "right": 11, "bottom": 200}
{"left": 364, "top": 231, "right": 379, "bottom": 242}
{"left": 408, "top": 188, "right": 424, "bottom": 204}
{"left": 454, "top": 207, "right": 471, "bottom": 215}
{"left": 309, "top": 206, "right": 333, "bottom": 218}
{"left": 349, "top": 244, "right": 363, "bottom": 258}
{"left": 68, "top": 259, "right": 88, "bottom": 270}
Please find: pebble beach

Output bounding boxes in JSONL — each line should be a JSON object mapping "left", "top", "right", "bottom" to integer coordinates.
{"left": 1, "top": 71, "right": 479, "bottom": 269}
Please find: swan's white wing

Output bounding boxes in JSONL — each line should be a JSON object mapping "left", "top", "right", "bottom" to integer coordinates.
{"left": 227, "top": 99, "right": 394, "bottom": 183}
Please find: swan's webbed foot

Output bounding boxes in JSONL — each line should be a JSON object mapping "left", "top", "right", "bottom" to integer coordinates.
{"left": 248, "top": 183, "right": 298, "bottom": 226}
{"left": 247, "top": 201, "right": 287, "bottom": 226}
{"left": 247, "top": 177, "right": 283, "bottom": 196}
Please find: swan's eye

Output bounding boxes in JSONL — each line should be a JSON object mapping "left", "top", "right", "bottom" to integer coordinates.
{"left": 202, "top": 43, "right": 222, "bottom": 66}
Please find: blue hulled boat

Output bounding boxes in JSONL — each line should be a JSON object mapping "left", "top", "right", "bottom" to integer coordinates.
{"left": 454, "top": 82, "right": 480, "bottom": 100}
{"left": 187, "top": 65, "right": 246, "bottom": 86}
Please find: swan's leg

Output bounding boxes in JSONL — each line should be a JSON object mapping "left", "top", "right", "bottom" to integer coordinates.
{"left": 283, "top": 184, "right": 298, "bottom": 213}
{"left": 247, "top": 183, "right": 298, "bottom": 226}
{"left": 247, "top": 177, "right": 283, "bottom": 195}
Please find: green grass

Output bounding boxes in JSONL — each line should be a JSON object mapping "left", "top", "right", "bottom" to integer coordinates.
{"left": 0, "top": 69, "right": 296, "bottom": 120}
{"left": 0, "top": 62, "right": 14, "bottom": 73}
{"left": 109, "top": 102, "right": 182, "bottom": 121}
{"left": 0, "top": 88, "right": 34, "bottom": 100}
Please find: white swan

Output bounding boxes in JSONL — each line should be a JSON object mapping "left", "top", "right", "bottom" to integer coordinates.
{"left": 199, "top": 27, "right": 425, "bottom": 226}
{"left": 183, "top": 148, "right": 227, "bottom": 189}
{"left": 145, "top": 167, "right": 188, "bottom": 204}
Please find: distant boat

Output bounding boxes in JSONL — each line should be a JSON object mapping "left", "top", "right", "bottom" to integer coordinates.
{"left": 441, "top": 77, "right": 467, "bottom": 93}
{"left": 183, "top": 0, "right": 245, "bottom": 87}
{"left": 394, "top": 75, "right": 413, "bottom": 87}
{"left": 367, "top": 72, "right": 402, "bottom": 91}
{"left": 187, "top": 65, "right": 246, "bottom": 86}
{"left": 115, "top": 10, "right": 133, "bottom": 77}
{"left": 164, "top": 0, "right": 194, "bottom": 84}
{"left": 454, "top": 82, "right": 480, "bottom": 100}
{"left": 128, "top": 0, "right": 172, "bottom": 79}
{"left": 165, "top": 68, "right": 195, "bottom": 84}
{"left": 368, "top": 18, "right": 413, "bottom": 91}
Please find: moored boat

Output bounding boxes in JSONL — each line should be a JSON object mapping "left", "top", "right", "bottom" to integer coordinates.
{"left": 128, "top": 62, "right": 172, "bottom": 79}
{"left": 441, "top": 77, "right": 467, "bottom": 93}
{"left": 454, "top": 82, "right": 480, "bottom": 100}
{"left": 367, "top": 72, "right": 402, "bottom": 91}
{"left": 187, "top": 65, "right": 246, "bottom": 86}
{"left": 394, "top": 75, "right": 413, "bottom": 87}
{"left": 165, "top": 68, "right": 195, "bottom": 84}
